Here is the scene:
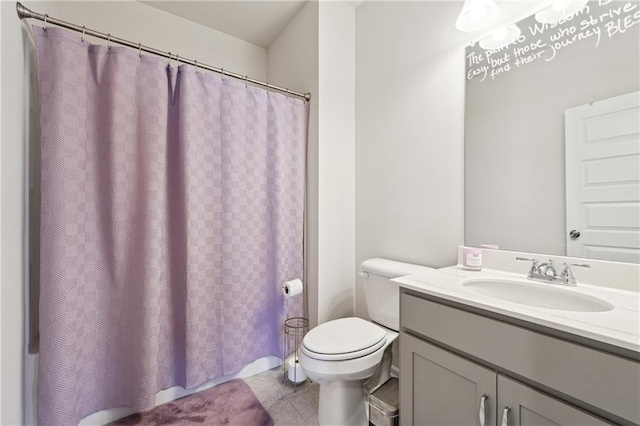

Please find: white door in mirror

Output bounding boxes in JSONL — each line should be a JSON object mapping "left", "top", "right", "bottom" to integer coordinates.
{"left": 565, "top": 91, "right": 640, "bottom": 264}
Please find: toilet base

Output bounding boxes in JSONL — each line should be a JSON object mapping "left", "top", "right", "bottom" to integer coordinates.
{"left": 318, "top": 380, "right": 368, "bottom": 426}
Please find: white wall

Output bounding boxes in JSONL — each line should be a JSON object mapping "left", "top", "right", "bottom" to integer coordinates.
{"left": 317, "top": 2, "right": 356, "bottom": 324}
{"left": 0, "top": 3, "right": 7, "bottom": 423}
{"left": 1, "top": 2, "right": 268, "bottom": 424}
{"left": 355, "top": 1, "right": 468, "bottom": 319}
{"left": 268, "top": 0, "right": 320, "bottom": 327}
{"left": 1, "top": 3, "right": 29, "bottom": 424}
{"left": 268, "top": 1, "right": 356, "bottom": 327}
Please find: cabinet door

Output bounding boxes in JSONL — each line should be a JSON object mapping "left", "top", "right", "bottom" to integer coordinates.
{"left": 400, "top": 332, "right": 496, "bottom": 426}
{"left": 496, "top": 375, "right": 609, "bottom": 426}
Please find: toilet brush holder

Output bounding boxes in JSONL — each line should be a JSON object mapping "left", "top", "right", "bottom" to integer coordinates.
{"left": 282, "top": 317, "right": 309, "bottom": 387}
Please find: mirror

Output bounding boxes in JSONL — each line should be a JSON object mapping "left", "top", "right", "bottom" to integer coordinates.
{"left": 465, "top": 0, "right": 640, "bottom": 263}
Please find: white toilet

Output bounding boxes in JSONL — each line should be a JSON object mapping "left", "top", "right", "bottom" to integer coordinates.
{"left": 298, "top": 258, "right": 432, "bottom": 426}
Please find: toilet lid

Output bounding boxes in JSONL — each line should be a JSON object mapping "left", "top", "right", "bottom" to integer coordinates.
{"left": 302, "top": 317, "right": 386, "bottom": 358}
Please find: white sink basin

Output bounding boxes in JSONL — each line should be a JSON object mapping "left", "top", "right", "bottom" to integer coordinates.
{"left": 462, "top": 279, "right": 614, "bottom": 312}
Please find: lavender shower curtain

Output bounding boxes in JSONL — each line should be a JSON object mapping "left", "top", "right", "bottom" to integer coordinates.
{"left": 34, "top": 27, "right": 307, "bottom": 425}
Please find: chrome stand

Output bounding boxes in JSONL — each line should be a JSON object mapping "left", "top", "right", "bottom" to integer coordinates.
{"left": 282, "top": 317, "right": 309, "bottom": 390}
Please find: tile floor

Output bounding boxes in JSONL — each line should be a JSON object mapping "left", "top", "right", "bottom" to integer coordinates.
{"left": 244, "top": 367, "right": 320, "bottom": 426}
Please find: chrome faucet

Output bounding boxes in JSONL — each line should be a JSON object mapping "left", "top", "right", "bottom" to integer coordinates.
{"left": 537, "top": 260, "right": 557, "bottom": 278}
{"left": 516, "top": 257, "right": 590, "bottom": 286}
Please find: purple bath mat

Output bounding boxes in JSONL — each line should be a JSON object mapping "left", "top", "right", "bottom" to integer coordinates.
{"left": 111, "top": 379, "right": 274, "bottom": 426}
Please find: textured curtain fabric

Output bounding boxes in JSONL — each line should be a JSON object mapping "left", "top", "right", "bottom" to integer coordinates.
{"left": 34, "top": 26, "right": 307, "bottom": 425}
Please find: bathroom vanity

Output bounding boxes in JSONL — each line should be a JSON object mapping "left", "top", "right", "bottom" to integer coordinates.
{"left": 395, "top": 257, "right": 640, "bottom": 426}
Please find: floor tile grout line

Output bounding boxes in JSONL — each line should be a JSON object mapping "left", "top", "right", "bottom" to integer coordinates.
{"left": 265, "top": 397, "right": 307, "bottom": 426}
{"left": 288, "top": 399, "right": 310, "bottom": 425}
{"left": 243, "top": 368, "right": 319, "bottom": 426}
{"left": 285, "top": 382, "right": 319, "bottom": 426}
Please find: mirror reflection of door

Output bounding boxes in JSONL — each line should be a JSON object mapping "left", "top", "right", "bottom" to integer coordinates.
{"left": 565, "top": 91, "right": 640, "bottom": 263}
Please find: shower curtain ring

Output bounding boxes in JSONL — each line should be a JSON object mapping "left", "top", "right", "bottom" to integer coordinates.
{"left": 168, "top": 52, "right": 172, "bottom": 66}
{"left": 81, "top": 26, "right": 86, "bottom": 42}
{"left": 194, "top": 60, "right": 198, "bottom": 72}
{"left": 175, "top": 54, "right": 180, "bottom": 66}
{"left": 107, "top": 33, "right": 111, "bottom": 49}
{"left": 244, "top": 75, "right": 248, "bottom": 87}
{"left": 221, "top": 68, "right": 225, "bottom": 79}
{"left": 138, "top": 42, "right": 142, "bottom": 57}
{"left": 43, "top": 14, "right": 48, "bottom": 30}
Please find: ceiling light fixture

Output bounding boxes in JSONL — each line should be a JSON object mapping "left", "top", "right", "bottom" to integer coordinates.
{"left": 479, "top": 24, "right": 522, "bottom": 50}
{"left": 534, "top": 0, "right": 589, "bottom": 24}
{"left": 455, "top": 0, "right": 501, "bottom": 32}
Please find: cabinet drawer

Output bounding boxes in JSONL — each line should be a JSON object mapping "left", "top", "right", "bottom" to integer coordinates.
{"left": 401, "top": 291, "right": 640, "bottom": 424}
{"left": 497, "top": 375, "right": 609, "bottom": 426}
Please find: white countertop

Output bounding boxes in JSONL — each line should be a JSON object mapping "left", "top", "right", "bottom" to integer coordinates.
{"left": 394, "top": 266, "right": 640, "bottom": 354}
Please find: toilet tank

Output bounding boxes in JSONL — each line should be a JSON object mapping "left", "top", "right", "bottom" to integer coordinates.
{"left": 361, "top": 258, "right": 432, "bottom": 331}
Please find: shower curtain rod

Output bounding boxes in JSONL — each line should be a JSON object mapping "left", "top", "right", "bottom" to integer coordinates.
{"left": 15, "top": 2, "right": 311, "bottom": 102}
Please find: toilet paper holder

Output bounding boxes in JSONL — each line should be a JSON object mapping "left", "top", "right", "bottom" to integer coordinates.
{"left": 281, "top": 279, "right": 305, "bottom": 298}
{"left": 282, "top": 316, "right": 309, "bottom": 388}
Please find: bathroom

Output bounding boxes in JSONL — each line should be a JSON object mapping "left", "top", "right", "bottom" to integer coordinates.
{"left": 1, "top": 0, "right": 638, "bottom": 425}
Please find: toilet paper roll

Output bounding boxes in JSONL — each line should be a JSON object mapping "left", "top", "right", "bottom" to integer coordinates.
{"left": 287, "top": 356, "right": 307, "bottom": 383}
{"left": 282, "top": 279, "right": 303, "bottom": 298}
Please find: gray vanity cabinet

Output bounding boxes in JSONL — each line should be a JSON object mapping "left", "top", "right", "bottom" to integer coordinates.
{"left": 399, "top": 289, "right": 640, "bottom": 426}
{"left": 399, "top": 333, "right": 607, "bottom": 426}
{"left": 400, "top": 332, "right": 496, "bottom": 426}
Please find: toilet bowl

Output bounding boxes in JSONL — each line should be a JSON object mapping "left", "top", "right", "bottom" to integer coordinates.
{"left": 298, "top": 317, "right": 397, "bottom": 426}
{"left": 298, "top": 258, "right": 432, "bottom": 426}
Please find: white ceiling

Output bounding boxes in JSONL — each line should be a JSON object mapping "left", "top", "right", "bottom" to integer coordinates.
{"left": 141, "top": 1, "right": 309, "bottom": 48}
{"left": 141, "top": 1, "right": 552, "bottom": 50}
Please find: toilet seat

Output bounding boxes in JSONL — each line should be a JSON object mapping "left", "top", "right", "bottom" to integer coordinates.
{"left": 301, "top": 317, "right": 387, "bottom": 361}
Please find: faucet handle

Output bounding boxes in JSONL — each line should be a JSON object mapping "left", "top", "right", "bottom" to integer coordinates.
{"left": 516, "top": 257, "right": 538, "bottom": 263}
{"left": 564, "top": 262, "right": 591, "bottom": 269}
{"left": 516, "top": 257, "right": 539, "bottom": 275}
{"left": 516, "top": 257, "right": 539, "bottom": 266}
{"left": 560, "top": 262, "right": 590, "bottom": 286}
